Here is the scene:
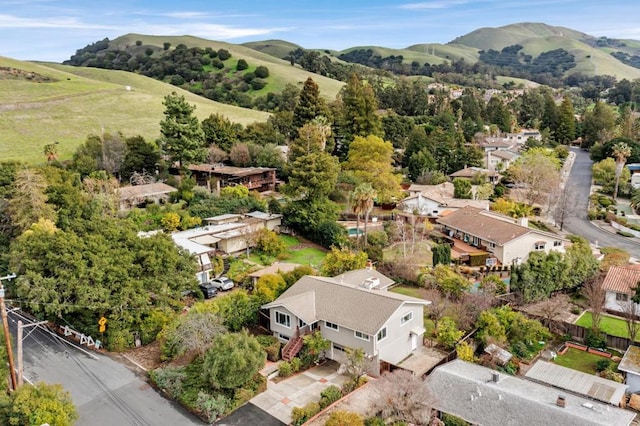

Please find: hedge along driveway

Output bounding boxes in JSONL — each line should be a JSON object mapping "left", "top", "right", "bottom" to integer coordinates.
{"left": 249, "top": 361, "right": 349, "bottom": 425}
{"left": 575, "top": 311, "right": 640, "bottom": 341}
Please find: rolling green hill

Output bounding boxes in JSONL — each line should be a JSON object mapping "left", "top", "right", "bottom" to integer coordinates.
{"left": 0, "top": 56, "right": 269, "bottom": 164}
{"left": 241, "top": 39, "right": 303, "bottom": 60}
{"left": 106, "top": 34, "right": 344, "bottom": 100}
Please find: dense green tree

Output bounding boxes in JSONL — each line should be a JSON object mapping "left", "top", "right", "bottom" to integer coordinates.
{"left": 289, "top": 121, "right": 331, "bottom": 162}
{"left": 255, "top": 274, "right": 288, "bottom": 303}
{"left": 381, "top": 114, "right": 415, "bottom": 149}
{"left": 437, "top": 318, "right": 464, "bottom": 350}
{"left": 402, "top": 126, "right": 432, "bottom": 169}
{"left": 485, "top": 96, "right": 512, "bottom": 132}
{"left": 582, "top": 101, "right": 618, "bottom": 149}
{"left": 284, "top": 152, "right": 340, "bottom": 200}
{"left": 407, "top": 148, "right": 437, "bottom": 182}
{"left": 204, "top": 331, "right": 265, "bottom": 390}
{"left": 320, "top": 247, "right": 368, "bottom": 276}
{"left": 7, "top": 168, "right": 57, "bottom": 234}
{"left": 555, "top": 96, "right": 576, "bottom": 144}
{"left": 160, "top": 92, "right": 206, "bottom": 168}
{"left": 120, "top": 135, "right": 161, "bottom": 181}
{"left": 210, "top": 290, "right": 261, "bottom": 332}
{"left": 201, "top": 113, "right": 241, "bottom": 153}
{"left": 343, "top": 135, "right": 402, "bottom": 204}
{"left": 516, "top": 87, "right": 546, "bottom": 128}
{"left": 432, "top": 244, "right": 451, "bottom": 266}
{"left": 421, "top": 264, "right": 471, "bottom": 300}
{"left": 293, "top": 77, "right": 327, "bottom": 132}
{"left": 541, "top": 91, "right": 558, "bottom": 138}
{"left": 592, "top": 157, "right": 630, "bottom": 195}
{"left": 452, "top": 178, "right": 472, "bottom": 199}
{"left": 1, "top": 383, "right": 78, "bottom": 426}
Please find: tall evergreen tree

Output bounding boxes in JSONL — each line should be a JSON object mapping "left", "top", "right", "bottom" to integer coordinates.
{"left": 555, "top": 96, "right": 576, "bottom": 144}
{"left": 541, "top": 91, "right": 559, "bottom": 140}
{"left": 292, "top": 77, "right": 327, "bottom": 133}
{"left": 159, "top": 92, "right": 206, "bottom": 168}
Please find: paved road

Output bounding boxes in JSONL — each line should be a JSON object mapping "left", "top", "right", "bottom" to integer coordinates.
{"left": 7, "top": 309, "right": 203, "bottom": 426}
{"left": 563, "top": 148, "right": 640, "bottom": 257}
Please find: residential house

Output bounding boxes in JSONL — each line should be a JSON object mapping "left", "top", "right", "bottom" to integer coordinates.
{"left": 247, "top": 262, "right": 301, "bottom": 287}
{"left": 618, "top": 345, "right": 640, "bottom": 393}
{"left": 601, "top": 265, "right": 640, "bottom": 315}
{"left": 399, "top": 182, "right": 489, "bottom": 218}
{"left": 486, "top": 149, "right": 520, "bottom": 172}
{"left": 426, "top": 360, "right": 635, "bottom": 426}
{"left": 172, "top": 212, "right": 282, "bottom": 283}
{"left": 185, "top": 164, "right": 276, "bottom": 193}
{"left": 449, "top": 166, "right": 500, "bottom": 184}
{"left": 262, "top": 270, "right": 430, "bottom": 376}
{"left": 117, "top": 182, "right": 176, "bottom": 211}
{"left": 525, "top": 361, "right": 628, "bottom": 406}
{"left": 627, "top": 164, "right": 640, "bottom": 189}
{"left": 437, "top": 206, "right": 566, "bottom": 265}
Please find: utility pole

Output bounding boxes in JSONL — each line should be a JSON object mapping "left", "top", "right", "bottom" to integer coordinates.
{"left": 0, "top": 273, "right": 17, "bottom": 391}
{"left": 17, "top": 319, "right": 47, "bottom": 387}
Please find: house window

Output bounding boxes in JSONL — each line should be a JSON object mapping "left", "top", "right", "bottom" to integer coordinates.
{"left": 553, "top": 241, "right": 562, "bottom": 247}
{"left": 355, "top": 330, "right": 370, "bottom": 341}
{"left": 278, "top": 333, "right": 290, "bottom": 341}
{"left": 534, "top": 242, "right": 546, "bottom": 250}
{"left": 401, "top": 312, "right": 413, "bottom": 325}
{"left": 617, "top": 293, "right": 630, "bottom": 302}
{"left": 275, "top": 311, "right": 290, "bottom": 328}
{"left": 488, "top": 242, "right": 496, "bottom": 249}
{"left": 377, "top": 327, "right": 387, "bottom": 342}
{"left": 298, "top": 319, "right": 306, "bottom": 328}
{"left": 325, "top": 321, "right": 339, "bottom": 331}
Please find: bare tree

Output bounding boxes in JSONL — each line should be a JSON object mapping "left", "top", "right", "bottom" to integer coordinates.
{"left": 622, "top": 299, "right": 640, "bottom": 343}
{"left": 553, "top": 183, "right": 578, "bottom": 231}
{"left": 371, "top": 369, "right": 437, "bottom": 426}
{"left": 238, "top": 225, "right": 259, "bottom": 257}
{"left": 129, "top": 171, "right": 156, "bottom": 186}
{"left": 582, "top": 272, "right": 606, "bottom": 333}
{"left": 162, "top": 312, "right": 226, "bottom": 358}
{"left": 424, "top": 289, "right": 448, "bottom": 335}
{"left": 537, "top": 297, "right": 565, "bottom": 327}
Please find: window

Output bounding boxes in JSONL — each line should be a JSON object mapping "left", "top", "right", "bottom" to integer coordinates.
{"left": 401, "top": 312, "right": 413, "bottom": 325}
{"left": 278, "top": 333, "right": 290, "bottom": 341}
{"left": 377, "top": 327, "right": 387, "bottom": 342}
{"left": 355, "top": 330, "right": 370, "bottom": 341}
{"left": 534, "top": 242, "right": 546, "bottom": 250}
{"left": 275, "top": 311, "right": 290, "bottom": 328}
{"left": 298, "top": 319, "right": 306, "bottom": 328}
{"left": 553, "top": 241, "right": 562, "bottom": 247}
{"left": 333, "top": 343, "right": 345, "bottom": 353}
{"left": 325, "top": 321, "right": 339, "bottom": 331}
{"left": 617, "top": 293, "right": 630, "bottom": 302}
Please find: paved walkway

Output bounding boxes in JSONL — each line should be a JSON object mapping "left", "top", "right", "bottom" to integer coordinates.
{"left": 250, "top": 361, "right": 349, "bottom": 424}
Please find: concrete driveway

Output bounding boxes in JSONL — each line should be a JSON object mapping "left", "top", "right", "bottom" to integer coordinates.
{"left": 249, "top": 361, "right": 349, "bottom": 425}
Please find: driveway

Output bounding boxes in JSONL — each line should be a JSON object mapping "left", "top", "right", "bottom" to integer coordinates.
{"left": 563, "top": 148, "right": 640, "bottom": 257}
{"left": 247, "top": 361, "right": 349, "bottom": 425}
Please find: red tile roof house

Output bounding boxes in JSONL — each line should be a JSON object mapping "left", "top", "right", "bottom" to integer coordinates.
{"left": 601, "top": 265, "right": 640, "bottom": 315}
{"left": 437, "top": 206, "right": 566, "bottom": 266}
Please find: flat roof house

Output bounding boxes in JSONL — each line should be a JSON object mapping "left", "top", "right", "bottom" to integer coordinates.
{"left": 262, "top": 270, "right": 430, "bottom": 376}
{"left": 117, "top": 182, "right": 176, "bottom": 211}
{"left": 437, "top": 206, "right": 566, "bottom": 265}
{"left": 185, "top": 164, "right": 276, "bottom": 193}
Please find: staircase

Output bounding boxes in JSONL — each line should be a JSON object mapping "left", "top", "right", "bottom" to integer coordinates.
{"left": 281, "top": 325, "right": 309, "bottom": 361}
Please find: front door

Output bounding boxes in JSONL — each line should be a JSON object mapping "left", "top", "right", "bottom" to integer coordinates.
{"left": 411, "top": 334, "right": 417, "bottom": 351}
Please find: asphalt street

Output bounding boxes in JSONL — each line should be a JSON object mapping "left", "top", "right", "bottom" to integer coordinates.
{"left": 562, "top": 148, "right": 640, "bottom": 258}
{"left": 7, "top": 309, "right": 203, "bottom": 426}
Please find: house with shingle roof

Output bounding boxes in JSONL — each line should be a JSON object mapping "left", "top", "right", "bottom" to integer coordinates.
{"left": 602, "top": 265, "right": 640, "bottom": 315}
{"left": 437, "top": 206, "right": 566, "bottom": 265}
{"left": 449, "top": 166, "right": 500, "bottom": 184}
{"left": 399, "top": 182, "right": 490, "bottom": 218}
{"left": 262, "top": 271, "right": 430, "bottom": 375}
{"left": 427, "top": 360, "right": 635, "bottom": 426}
{"left": 117, "top": 182, "right": 177, "bottom": 211}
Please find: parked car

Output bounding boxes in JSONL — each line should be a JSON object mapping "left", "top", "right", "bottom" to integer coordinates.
{"left": 209, "top": 276, "right": 234, "bottom": 291}
{"left": 198, "top": 283, "right": 218, "bottom": 299}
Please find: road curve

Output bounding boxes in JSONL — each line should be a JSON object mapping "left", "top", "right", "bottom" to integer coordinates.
{"left": 562, "top": 148, "right": 640, "bottom": 257}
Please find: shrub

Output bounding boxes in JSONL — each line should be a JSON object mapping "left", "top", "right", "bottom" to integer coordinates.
{"left": 291, "top": 402, "right": 320, "bottom": 426}
{"left": 217, "top": 48, "right": 231, "bottom": 60}
{"left": 290, "top": 356, "right": 302, "bottom": 372}
{"left": 326, "top": 411, "right": 364, "bottom": 426}
{"left": 319, "top": 385, "right": 342, "bottom": 409}
{"left": 278, "top": 361, "right": 293, "bottom": 377}
{"left": 585, "top": 330, "right": 607, "bottom": 349}
{"left": 365, "top": 418, "right": 386, "bottom": 426}
{"left": 195, "top": 391, "right": 230, "bottom": 422}
{"left": 600, "top": 369, "right": 624, "bottom": 383}
{"left": 251, "top": 78, "right": 267, "bottom": 90}
{"left": 151, "top": 366, "right": 186, "bottom": 396}
{"left": 596, "top": 359, "right": 612, "bottom": 372}
{"left": 511, "top": 341, "right": 529, "bottom": 358}
{"left": 135, "top": 40, "right": 142, "bottom": 46}
{"left": 255, "top": 65, "right": 270, "bottom": 78}
{"left": 236, "top": 59, "right": 248, "bottom": 70}
{"left": 442, "top": 413, "right": 469, "bottom": 426}
{"left": 256, "top": 335, "right": 281, "bottom": 362}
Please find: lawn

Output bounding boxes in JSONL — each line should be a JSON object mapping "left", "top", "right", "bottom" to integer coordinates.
{"left": 248, "top": 235, "right": 326, "bottom": 267}
{"left": 575, "top": 312, "right": 636, "bottom": 341}
{"left": 553, "top": 347, "right": 618, "bottom": 375}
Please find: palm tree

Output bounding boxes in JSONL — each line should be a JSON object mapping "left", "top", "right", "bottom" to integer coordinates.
{"left": 612, "top": 142, "right": 632, "bottom": 200}
{"left": 351, "top": 183, "right": 377, "bottom": 247}
{"left": 43, "top": 142, "right": 59, "bottom": 162}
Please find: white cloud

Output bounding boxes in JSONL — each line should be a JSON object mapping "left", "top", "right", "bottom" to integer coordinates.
{"left": 0, "top": 13, "right": 117, "bottom": 30}
{"left": 399, "top": 1, "right": 470, "bottom": 10}
{"left": 130, "top": 22, "right": 291, "bottom": 40}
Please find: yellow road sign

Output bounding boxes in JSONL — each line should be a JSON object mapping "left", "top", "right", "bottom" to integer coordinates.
{"left": 98, "top": 317, "right": 107, "bottom": 326}
{"left": 99, "top": 325, "right": 106, "bottom": 333}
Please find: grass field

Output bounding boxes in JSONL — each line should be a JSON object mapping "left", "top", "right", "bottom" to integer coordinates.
{"left": 248, "top": 235, "right": 326, "bottom": 267}
{"left": 553, "top": 347, "right": 618, "bottom": 375}
{"left": 0, "top": 57, "right": 269, "bottom": 164}
{"left": 575, "top": 312, "right": 637, "bottom": 341}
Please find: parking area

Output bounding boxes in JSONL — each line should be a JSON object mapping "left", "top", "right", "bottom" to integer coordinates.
{"left": 249, "top": 361, "right": 349, "bottom": 425}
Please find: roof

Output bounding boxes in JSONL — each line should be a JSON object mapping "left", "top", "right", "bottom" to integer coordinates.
{"left": 118, "top": 182, "right": 176, "bottom": 200}
{"left": 244, "top": 211, "right": 283, "bottom": 221}
{"left": 437, "top": 206, "right": 531, "bottom": 245}
{"left": 402, "top": 183, "right": 490, "bottom": 210}
{"left": 187, "top": 164, "right": 275, "bottom": 177}
{"left": 490, "top": 150, "right": 519, "bottom": 160}
{"left": 484, "top": 343, "right": 513, "bottom": 365}
{"left": 263, "top": 272, "right": 429, "bottom": 335}
{"left": 525, "top": 361, "right": 628, "bottom": 406}
{"left": 337, "top": 269, "right": 395, "bottom": 290}
{"left": 619, "top": 346, "right": 640, "bottom": 375}
{"left": 449, "top": 166, "right": 498, "bottom": 178}
{"left": 602, "top": 266, "right": 640, "bottom": 295}
{"left": 427, "top": 360, "right": 635, "bottom": 426}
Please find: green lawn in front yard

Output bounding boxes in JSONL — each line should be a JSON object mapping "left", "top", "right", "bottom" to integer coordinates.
{"left": 247, "top": 235, "right": 326, "bottom": 267}
{"left": 390, "top": 285, "right": 425, "bottom": 299}
{"left": 553, "top": 347, "right": 618, "bottom": 375}
{"left": 575, "top": 312, "right": 637, "bottom": 341}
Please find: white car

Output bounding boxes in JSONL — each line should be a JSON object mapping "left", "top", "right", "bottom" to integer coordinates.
{"left": 209, "top": 276, "right": 234, "bottom": 291}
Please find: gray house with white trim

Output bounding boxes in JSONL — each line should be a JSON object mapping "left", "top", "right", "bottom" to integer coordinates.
{"left": 262, "top": 271, "right": 430, "bottom": 376}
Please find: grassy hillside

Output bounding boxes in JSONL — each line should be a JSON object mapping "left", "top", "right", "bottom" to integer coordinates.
{"left": 109, "top": 34, "right": 344, "bottom": 100}
{"left": 241, "top": 39, "right": 303, "bottom": 60}
{"left": 0, "top": 57, "right": 269, "bottom": 164}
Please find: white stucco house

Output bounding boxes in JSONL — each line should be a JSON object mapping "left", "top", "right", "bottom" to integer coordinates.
{"left": 262, "top": 269, "right": 430, "bottom": 376}
{"left": 399, "top": 182, "right": 489, "bottom": 218}
{"left": 601, "top": 265, "right": 640, "bottom": 314}
{"left": 437, "top": 206, "right": 566, "bottom": 265}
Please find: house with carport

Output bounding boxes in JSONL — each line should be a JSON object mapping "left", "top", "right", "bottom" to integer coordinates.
{"left": 262, "top": 269, "right": 430, "bottom": 376}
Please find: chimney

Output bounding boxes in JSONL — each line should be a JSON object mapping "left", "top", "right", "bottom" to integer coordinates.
{"left": 556, "top": 395, "right": 566, "bottom": 408}
{"left": 491, "top": 371, "right": 499, "bottom": 383}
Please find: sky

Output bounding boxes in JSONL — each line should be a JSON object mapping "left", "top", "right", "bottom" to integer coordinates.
{"left": 1, "top": 0, "right": 640, "bottom": 62}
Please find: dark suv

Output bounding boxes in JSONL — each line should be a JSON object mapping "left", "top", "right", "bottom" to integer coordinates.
{"left": 198, "top": 283, "right": 218, "bottom": 299}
